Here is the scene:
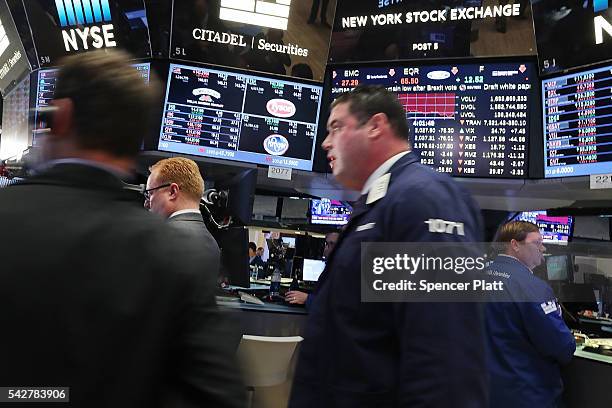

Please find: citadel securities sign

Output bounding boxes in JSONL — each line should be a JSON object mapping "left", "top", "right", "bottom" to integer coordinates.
{"left": 171, "top": 0, "right": 335, "bottom": 81}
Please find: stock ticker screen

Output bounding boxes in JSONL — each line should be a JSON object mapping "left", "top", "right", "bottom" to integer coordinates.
{"left": 33, "top": 62, "right": 151, "bottom": 133}
{"left": 543, "top": 64, "right": 612, "bottom": 178}
{"left": 516, "top": 211, "right": 573, "bottom": 245}
{"left": 330, "top": 61, "right": 537, "bottom": 178}
{"left": 158, "top": 64, "right": 322, "bottom": 171}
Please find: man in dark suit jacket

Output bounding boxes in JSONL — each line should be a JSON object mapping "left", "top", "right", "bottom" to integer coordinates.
{"left": 289, "top": 86, "right": 487, "bottom": 407}
{"left": 145, "top": 156, "right": 220, "bottom": 282}
{"left": 0, "top": 51, "right": 244, "bottom": 408}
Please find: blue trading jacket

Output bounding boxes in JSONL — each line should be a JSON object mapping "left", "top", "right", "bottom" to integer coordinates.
{"left": 289, "top": 152, "right": 488, "bottom": 408}
{"left": 485, "top": 255, "right": 576, "bottom": 408}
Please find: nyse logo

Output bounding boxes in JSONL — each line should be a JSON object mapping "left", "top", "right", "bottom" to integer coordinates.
{"left": 594, "top": 0, "right": 612, "bottom": 44}
{"left": 219, "top": 0, "right": 291, "bottom": 30}
{"left": 56, "top": 0, "right": 117, "bottom": 52}
{"left": 0, "top": 17, "right": 10, "bottom": 57}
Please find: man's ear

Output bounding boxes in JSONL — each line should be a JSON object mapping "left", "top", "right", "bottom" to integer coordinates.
{"left": 168, "top": 182, "right": 180, "bottom": 200}
{"left": 50, "top": 98, "right": 74, "bottom": 139}
{"left": 367, "top": 113, "right": 388, "bottom": 140}
{"left": 509, "top": 239, "right": 520, "bottom": 253}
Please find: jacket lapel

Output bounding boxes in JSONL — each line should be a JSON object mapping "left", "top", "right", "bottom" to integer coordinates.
{"left": 316, "top": 152, "right": 421, "bottom": 289}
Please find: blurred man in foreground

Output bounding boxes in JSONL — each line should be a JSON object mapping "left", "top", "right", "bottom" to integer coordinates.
{"left": 486, "top": 221, "right": 575, "bottom": 408}
{"left": 0, "top": 51, "right": 243, "bottom": 407}
{"left": 289, "top": 86, "right": 487, "bottom": 407}
{"left": 145, "top": 157, "right": 220, "bottom": 282}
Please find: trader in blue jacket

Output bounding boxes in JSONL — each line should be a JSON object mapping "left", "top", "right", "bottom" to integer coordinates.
{"left": 289, "top": 86, "right": 487, "bottom": 407}
{"left": 486, "top": 221, "right": 575, "bottom": 408}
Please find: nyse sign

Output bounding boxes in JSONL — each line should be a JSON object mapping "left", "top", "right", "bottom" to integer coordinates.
{"left": 594, "top": 0, "right": 612, "bottom": 44}
{"left": 56, "top": 0, "right": 117, "bottom": 52}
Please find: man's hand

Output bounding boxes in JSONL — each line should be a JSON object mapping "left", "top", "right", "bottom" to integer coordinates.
{"left": 286, "top": 291, "right": 308, "bottom": 305}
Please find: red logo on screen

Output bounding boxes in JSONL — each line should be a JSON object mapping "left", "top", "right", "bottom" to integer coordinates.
{"left": 266, "top": 99, "right": 296, "bottom": 118}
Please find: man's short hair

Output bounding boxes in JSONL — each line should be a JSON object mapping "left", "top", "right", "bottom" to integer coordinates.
{"left": 495, "top": 221, "right": 540, "bottom": 243}
{"left": 331, "top": 85, "right": 410, "bottom": 141}
{"left": 248, "top": 242, "right": 257, "bottom": 252}
{"left": 150, "top": 157, "right": 204, "bottom": 202}
{"left": 54, "top": 50, "right": 158, "bottom": 157}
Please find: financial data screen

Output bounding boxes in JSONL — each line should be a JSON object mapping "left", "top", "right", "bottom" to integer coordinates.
{"left": 158, "top": 64, "right": 322, "bottom": 171}
{"left": 34, "top": 62, "right": 151, "bottom": 131}
{"left": 543, "top": 64, "right": 612, "bottom": 178}
{"left": 331, "top": 62, "right": 537, "bottom": 178}
{"left": 310, "top": 198, "right": 351, "bottom": 225}
{"left": 516, "top": 211, "right": 573, "bottom": 245}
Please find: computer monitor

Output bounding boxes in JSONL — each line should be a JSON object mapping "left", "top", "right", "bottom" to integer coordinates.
{"left": 281, "top": 237, "right": 296, "bottom": 248}
{"left": 546, "top": 255, "right": 570, "bottom": 281}
{"left": 542, "top": 63, "right": 612, "bottom": 178}
{"left": 303, "top": 258, "right": 326, "bottom": 282}
{"left": 310, "top": 198, "right": 352, "bottom": 225}
{"left": 158, "top": 63, "right": 322, "bottom": 171}
{"left": 329, "top": 60, "right": 538, "bottom": 178}
{"left": 214, "top": 169, "right": 257, "bottom": 225}
{"left": 515, "top": 211, "right": 573, "bottom": 245}
{"left": 213, "top": 226, "right": 250, "bottom": 288}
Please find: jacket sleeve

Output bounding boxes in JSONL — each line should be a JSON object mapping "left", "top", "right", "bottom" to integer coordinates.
{"left": 518, "top": 299, "right": 576, "bottom": 365}
{"left": 161, "top": 233, "right": 245, "bottom": 408}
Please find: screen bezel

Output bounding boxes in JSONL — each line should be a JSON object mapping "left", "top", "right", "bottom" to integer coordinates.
{"left": 541, "top": 60, "right": 612, "bottom": 178}
{"left": 320, "top": 55, "right": 543, "bottom": 179}
{"left": 302, "top": 257, "right": 326, "bottom": 282}
{"left": 157, "top": 60, "right": 324, "bottom": 171}
{"left": 309, "top": 198, "right": 351, "bottom": 226}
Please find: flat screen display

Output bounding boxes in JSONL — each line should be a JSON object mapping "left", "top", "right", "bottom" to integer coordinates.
{"left": 0, "top": 0, "right": 30, "bottom": 96}
{"left": 331, "top": 61, "right": 537, "bottom": 178}
{"left": 546, "top": 255, "right": 570, "bottom": 281}
{"left": 542, "top": 63, "right": 612, "bottom": 178}
{"left": 281, "top": 237, "right": 296, "bottom": 248}
{"left": 170, "top": 0, "right": 336, "bottom": 81}
{"left": 159, "top": 63, "right": 322, "bottom": 171}
{"left": 329, "top": 0, "right": 536, "bottom": 64}
{"left": 310, "top": 198, "right": 351, "bottom": 225}
{"left": 532, "top": 0, "right": 612, "bottom": 75}
{"left": 516, "top": 211, "right": 573, "bottom": 245}
{"left": 281, "top": 197, "right": 309, "bottom": 220}
{"left": 23, "top": 0, "right": 151, "bottom": 68}
{"left": 33, "top": 63, "right": 151, "bottom": 136}
{"left": 0, "top": 75, "right": 30, "bottom": 160}
{"left": 303, "top": 258, "right": 325, "bottom": 282}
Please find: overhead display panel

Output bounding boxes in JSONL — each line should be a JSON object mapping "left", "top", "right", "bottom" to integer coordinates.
{"left": 543, "top": 63, "right": 612, "bottom": 178}
{"left": 0, "top": 75, "right": 30, "bottom": 160}
{"left": 23, "top": 0, "right": 151, "bottom": 68}
{"left": 32, "top": 62, "right": 151, "bottom": 135}
{"left": 330, "top": 61, "right": 538, "bottom": 178}
{"left": 0, "top": 0, "right": 30, "bottom": 96}
{"left": 158, "top": 63, "right": 322, "bottom": 171}
{"left": 329, "top": 0, "right": 536, "bottom": 64}
{"left": 532, "top": 0, "right": 612, "bottom": 75}
{"left": 170, "top": 0, "right": 336, "bottom": 81}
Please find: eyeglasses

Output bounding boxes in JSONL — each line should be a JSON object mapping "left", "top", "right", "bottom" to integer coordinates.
{"left": 143, "top": 183, "right": 171, "bottom": 201}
